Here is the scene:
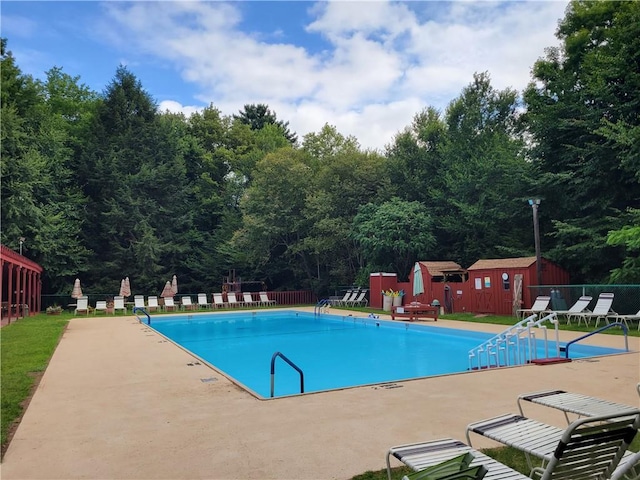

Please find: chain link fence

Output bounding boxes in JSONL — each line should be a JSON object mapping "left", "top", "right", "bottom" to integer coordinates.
{"left": 529, "top": 285, "right": 640, "bottom": 315}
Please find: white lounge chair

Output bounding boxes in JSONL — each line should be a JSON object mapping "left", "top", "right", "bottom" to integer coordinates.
{"left": 517, "top": 388, "right": 640, "bottom": 425}
{"left": 607, "top": 309, "right": 640, "bottom": 331}
{"left": 551, "top": 295, "right": 592, "bottom": 324}
{"left": 333, "top": 289, "right": 352, "bottom": 306}
{"left": 387, "top": 438, "right": 528, "bottom": 480}
{"left": 147, "top": 296, "right": 159, "bottom": 312}
{"left": 516, "top": 295, "right": 550, "bottom": 319}
{"left": 466, "top": 410, "right": 640, "bottom": 478}
{"left": 227, "top": 292, "right": 242, "bottom": 308}
{"left": 340, "top": 290, "right": 360, "bottom": 306}
{"left": 113, "top": 296, "right": 127, "bottom": 315}
{"left": 180, "top": 296, "right": 195, "bottom": 310}
{"left": 163, "top": 297, "right": 176, "bottom": 311}
{"left": 74, "top": 296, "right": 89, "bottom": 315}
{"left": 242, "top": 292, "right": 258, "bottom": 307}
{"left": 613, "top": 450, "right": 640, "bottom": 480}
{"left": 259, "top": 291, "right": 276, "bottom": 306}
{"left": 212, "top": 293, "right": 225, "bottom": 308}
{"left": 575, "top": 292, "right": 616, "bottom": 327}
{"left": 197, "top": 293, "right": 210, "bottom": 309}
{"left": 349, "top": 290, "right": 368, "bottom": 307}
{"left": 94, "top": 300, "right": 108, "bottom": 315}
{"left": 134, "top": 295, "right": 145, "bottom": 310}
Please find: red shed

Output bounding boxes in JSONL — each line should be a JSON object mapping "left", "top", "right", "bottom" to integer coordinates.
{"left": 409, "top": 261, "right": 467, "bottom": 313}
{"left": 465, "top": 256, "right": 570, "bottom": 315}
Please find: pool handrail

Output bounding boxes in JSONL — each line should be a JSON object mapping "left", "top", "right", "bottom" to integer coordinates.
{"left": 562, "top": 322, "right": 628, "bottom": 358}
{"left": 270, "top": 351, "right": 304, "bottom": 398}
{"left": 133, "top": 306, "right": 150, "bottom": 325}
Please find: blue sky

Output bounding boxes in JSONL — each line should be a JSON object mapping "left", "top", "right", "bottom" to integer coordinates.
{"left": 2, "top": 1, "right": 568, "bottom": 150}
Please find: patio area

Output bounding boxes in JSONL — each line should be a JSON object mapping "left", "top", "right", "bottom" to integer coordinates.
{"left": 2, "top": 310, "right": 639, "bottom": 479}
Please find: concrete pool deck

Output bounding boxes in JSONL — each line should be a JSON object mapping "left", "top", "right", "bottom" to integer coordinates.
{"left": 2, "top": 309, "right": 639, "bottom": 480}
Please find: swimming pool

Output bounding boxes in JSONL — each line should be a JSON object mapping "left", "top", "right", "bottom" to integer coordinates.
{"left": 148, "top": 311, "right": 625, "bottom": 398}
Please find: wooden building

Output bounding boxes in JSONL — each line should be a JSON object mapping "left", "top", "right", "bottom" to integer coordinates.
{"left": 1, "top": 244, "right": 43, "bottom": 322}
{"left": 465, "top": 256, "right": 570, "bottom": 316}
{"left": 409, "top": 261, "right": 467, "bottom": 313}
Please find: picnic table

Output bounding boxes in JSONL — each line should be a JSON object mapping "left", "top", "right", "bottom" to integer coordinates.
{"left": 391, "top": 303, "right": 438, "bottom": 321}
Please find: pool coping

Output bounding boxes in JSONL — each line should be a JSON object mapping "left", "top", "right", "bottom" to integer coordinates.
{"left": 2, "top": 307, "right": 639, "bottom": 480}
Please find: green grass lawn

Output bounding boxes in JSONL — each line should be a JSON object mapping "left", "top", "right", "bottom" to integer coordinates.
{"left": 1, "top": 314, "right": 69, "bottom": 451}
{"left": 1, "top": 308, "right": 637, "bottom": 470}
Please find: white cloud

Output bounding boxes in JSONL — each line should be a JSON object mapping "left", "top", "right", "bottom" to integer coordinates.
{"left": 101, "top": 0, "right": 568, "bottom": 151}
{"left": 158, "top": 100, "right": 203, "bottom": 117}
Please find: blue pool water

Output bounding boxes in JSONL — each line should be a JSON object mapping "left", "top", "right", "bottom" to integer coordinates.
{"left": 148, "top": 311, "right": 625, "bottom": 398}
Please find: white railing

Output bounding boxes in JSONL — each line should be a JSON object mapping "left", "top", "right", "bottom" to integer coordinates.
{"left": 468, "top": 312, "right": 560, "bottom": 370}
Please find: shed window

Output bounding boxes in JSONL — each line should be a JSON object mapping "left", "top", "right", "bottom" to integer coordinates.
{"left": 502, "top": 272, "right": 510, "bottom": 291}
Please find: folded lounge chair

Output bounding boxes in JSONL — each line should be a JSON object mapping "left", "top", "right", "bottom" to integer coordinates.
{"left": 574, "top": 292, "right": 616, "bottom": 328}
{"left": 113, "top": 295, "right": 127, "bottom": 315}
{"left": 516, "top": 296, "right": 550, "bottom": 319}
{"left": 465, "top": 410, "right": 640, "bottom": 478}
{"left": 551, "top": 295, "right": 592, "bottom": 324}
{"left": 75, "top": 296, "right": 89, "bottom": 315}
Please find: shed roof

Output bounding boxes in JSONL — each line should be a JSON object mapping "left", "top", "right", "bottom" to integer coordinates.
{"left": 467, "top": 256, "right": 537, "bottom": 271}
{"left": 418, "top": 261, "right": 465, "bottom": 276}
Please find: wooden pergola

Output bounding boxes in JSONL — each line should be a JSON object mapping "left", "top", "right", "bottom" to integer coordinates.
{"left": 1, "top": 244, "right": 43, "bottom": 323}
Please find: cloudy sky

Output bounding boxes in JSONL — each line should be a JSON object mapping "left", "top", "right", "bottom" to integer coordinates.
{"left": 3, "top": 1, "right": 568, "bottom": 150}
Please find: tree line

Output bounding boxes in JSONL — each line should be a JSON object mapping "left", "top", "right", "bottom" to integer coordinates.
{"left": 1, "top": 0, "right": 638, "bottom": 297}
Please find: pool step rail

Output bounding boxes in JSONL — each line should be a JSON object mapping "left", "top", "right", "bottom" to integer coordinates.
{"left": 468, "top": 312, "right": 562, "bottom": 370}
{"left": 314, "top": 299, "right": 331, "bottom": 315}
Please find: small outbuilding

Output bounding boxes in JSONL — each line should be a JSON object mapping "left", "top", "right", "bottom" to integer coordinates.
{"left": 465, "top": 256, "right": 570, "bottom": 316}
{"left": 410, "top": 261, "right": 467, "bottom": 313}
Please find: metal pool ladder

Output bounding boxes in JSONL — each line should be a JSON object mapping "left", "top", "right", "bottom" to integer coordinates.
{"left": 270, "top": 351, "right": 304, "bottom": 397}
{"left": 314, "top": 298, "right": 331, "bottom": 315}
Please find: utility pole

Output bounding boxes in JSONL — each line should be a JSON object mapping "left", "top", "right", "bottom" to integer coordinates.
{"left": 528, "top": 199, "right": 542, "bottom": 286}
